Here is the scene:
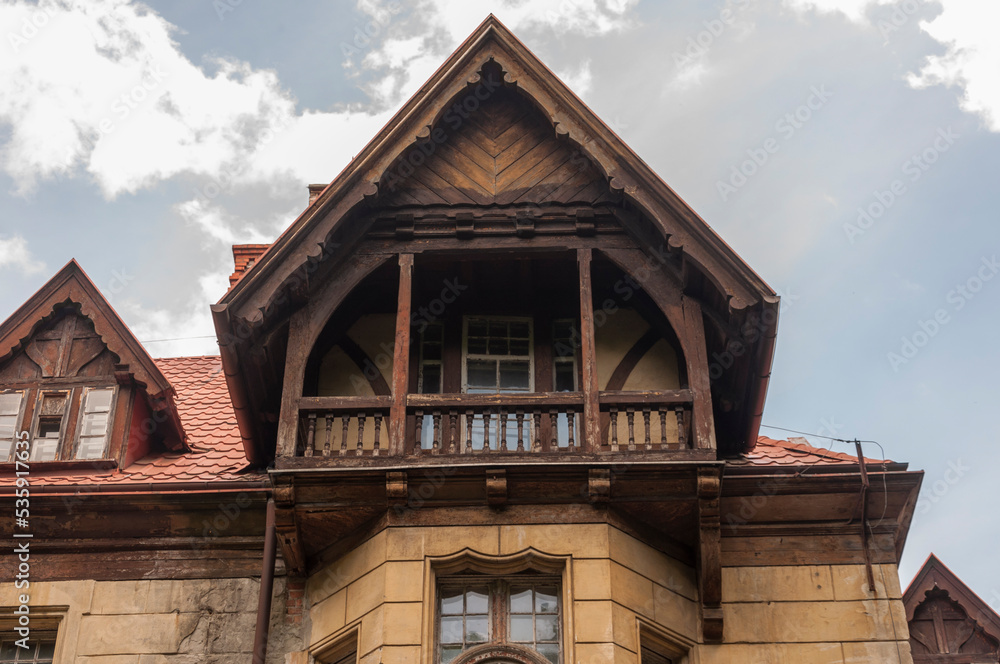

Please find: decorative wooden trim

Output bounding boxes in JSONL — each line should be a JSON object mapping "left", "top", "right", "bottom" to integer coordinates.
{"left": 274, "top": 483, "right": 306, "bottom": 575}
{"left": 697, "top": 466, "right": 723, "bottom": 642}
{"left": 390, "top": 254, "right": 414, "bottom": 455}
{"left": 577, "top": 248, "right": 600, "bottom": 452}
{"left": 276, "top": 308, "right": 311, "bottom": 459}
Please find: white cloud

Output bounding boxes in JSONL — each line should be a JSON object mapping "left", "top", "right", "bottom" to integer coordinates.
{"left": 0, "top": 0, "right": 390, "bottom": 197}
{"left": 781, "top": 0, "right": 1000, "bottom": 132}
{"left": 0, "top": 235, "right": 45, "bottom": 275}
{"left": 908, "top": 0, "right": 1000, "bottom": 131}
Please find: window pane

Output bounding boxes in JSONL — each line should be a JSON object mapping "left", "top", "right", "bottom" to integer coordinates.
{"left": 465, "top": 616, "right": 488, "bottom": 643}
{"left": 0, "top": 392, "right": 21, "bottom": 416}
{"left": 467, "top": 360, "right": 497, "bottom": 390}
{"left": 39, "top": 394, "right": 66, "bottom": 416}
{"left": 0, "top": 439, "right": 12, "bottom": 461}
{"left": 510, "top": 321, "right": 530, "bottom": 339}
{"left": 466, "top": 588, "right": 489, "bottom": 614}
{"left": 467, "top": 319, "right": 488, "bottom": 337}
{"left": 424, "top": 324, "right": 443, "bottom": 342}
{"left": 487, "top": 338, "right": 509, "bottom": 355}
{"left": 0, "top": 415, "right": 16, "bottom": 440}
{"left": 537, "top": 643, "right": 560, "bottom": 663}
{"left": 510, "top": 588, "right": 532, "bottom": 613}
{"left": 510, "top": 614, "right": 533, "bottom": 641}
{"left": 80, "top": 412, "right": 109, "bottom": 437}
{"left": 488, "top": 321, "right": 507, "bottom": 337}
{"left": 76, "top": 437, "right": 107, "bottom": 460}
{"left": 441, "top": 590, "right": 463, "bottom": 615}
{"left": 37, "top": 641, "right": 55, "bottom": 658}
{"left": 422, "top": 342, "right": 442, "bottom": 361}
{"left": 509, "top": 338, "right": 530, "bottom": 356}
{"left": 467, "top": 337, "right": 488, "bottom": 354}
{"left": 440, "top": 645, "right": 462, "bottom": 663}
{"left": 0, "top": 639, "right": 17, "bottom": 659}
{"left": 536, "top": 589, "right": 559, "bottom": 613}
{"left": 535, "top": 615, "right": 559, "bottom": 641}
{"left": 30, "top": 437, "right": 59, "bottom": 461}
{"left": 421, "top": 364, "right": 442, "bottom": 394}
{"left": 554, "top": 363, "right": 575, "bottom": 392}
{"left": 498, "top": 361, "right": 530, "bottom": 390}
{"left": 440, "top": 616, "right": 463, "bottom": 643}
{"left": 84, "top": 388, "right": 114, "bottom": 412}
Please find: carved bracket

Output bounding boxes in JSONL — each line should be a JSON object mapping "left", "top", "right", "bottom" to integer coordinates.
{"left": 387, "top": 471, "right": 409, "bottom": 507}
{"left": 697, "top": 467, "right": 723, "bottom": 642}
{"left": 486, "top": 469, "right": 507, "bottom": 508}
{"left": 588, "top": 468, "right": 611, "bottom": 504}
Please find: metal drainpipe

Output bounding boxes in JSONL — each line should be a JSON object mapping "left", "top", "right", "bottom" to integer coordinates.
{"left": 253, "top": 498, "right": 277, "bottom": 664}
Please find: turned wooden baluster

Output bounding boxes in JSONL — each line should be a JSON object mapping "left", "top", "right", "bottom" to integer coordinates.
{"left": 675, "top": 406, "right": 687, "bottom": 448}
{"left": 658, "top": 408, "right": 667, "bottom": 450}
{"left": 643, "top": 407, "right": 652, "bottom": 451}
{"left": 432, "top": 411, "right": 442, "bottom": 454}
{"left": 515, "top": 410, "right": 525, "bottom": 452}
{"left": 532, "top": 411, "right": 541, "bottom": 452}
{"left": 548, "top": 409, "right": 558, "bottom": 451}
{"left": 448, "top": 411, "right": 458, "bottom": 454}
{"left": 567, "top": 411, "right": 576, "bottom": 450}
{"left": 483, "top": 411, "right": 491, "bottom": 451}
{"left": 626, "top": 408, "right": 636, "bottom": 451}
{"left": 414, "top": 410, "right": 424, "bottom": 454}
{"left": 372, "top": 412, "right": 382, "bottom": 456}
{"left": 498, "top": 408, "right": 507, "bottom": 452}
{"left": 305, "top": 413, "right": 316, "bottom": 457}
{"left": 356, "top": 412, "right": 366, "bottom": 455}
{"left": 323, "top": 414, "right": 333, "bottom": 456}
{"left": 340, "top": 414, "right": 349, "bottom": 455}
{"left": 465, "top": 409, "right": 474, "bottom": 454}
{"left": 610, "top": 407, "right": 619, "bottom": 450}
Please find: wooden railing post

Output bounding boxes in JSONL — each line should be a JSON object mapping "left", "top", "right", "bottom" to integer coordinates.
{"left": 389, "top": 254, "right": 414, "bottom": 455}
{"left": 577, "top": 248, "right": 601, "bottom": 452}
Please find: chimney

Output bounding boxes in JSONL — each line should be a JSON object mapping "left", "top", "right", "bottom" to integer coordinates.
{"left": 308, "top": 184, "right": 327, "bottom": 205}
{"left": 229, "top": 244, "right": 270, "bottom": 288}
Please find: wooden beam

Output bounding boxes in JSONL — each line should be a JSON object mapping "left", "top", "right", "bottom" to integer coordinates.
{"left": 577, "top": 248, "right": 601, "bottom": 452}
{"left": 390, "top": 254, "right": 415, "bottom": 455}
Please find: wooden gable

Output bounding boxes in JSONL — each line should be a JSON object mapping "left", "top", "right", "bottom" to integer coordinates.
{"left": 0, "top": 260, "right": 187, "bottom": 452}
{"left": 905, "top": 554, "right": 1000, "bottom": 662}
{"left": 380, "top": 64, "right": 618, "bottom": 209}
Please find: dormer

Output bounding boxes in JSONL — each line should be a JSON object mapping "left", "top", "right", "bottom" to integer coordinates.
{"left": 212, "top": 17, "right": 779, "bottom": 467}
{"left": 0, "top": 260, "right": 186, "bottom": 469}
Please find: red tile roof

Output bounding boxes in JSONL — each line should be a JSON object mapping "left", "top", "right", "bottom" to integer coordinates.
{"left": 1, "top": 356, "right": 265, "bottom": 488}
{"left": 729, "top": 435, "right": 891, "bottom": 468}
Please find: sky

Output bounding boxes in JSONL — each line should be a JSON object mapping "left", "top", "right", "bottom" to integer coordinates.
{"left": 1, "top": 0, "right": 998, "bottom": 607}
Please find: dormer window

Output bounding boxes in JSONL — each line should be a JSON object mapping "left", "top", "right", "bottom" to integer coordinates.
{"left": 76, "top": 387, "right": 115, "bottom": 460}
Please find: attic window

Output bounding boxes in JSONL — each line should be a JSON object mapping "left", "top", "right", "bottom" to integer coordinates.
{"left": 75, "top": 387, "right": 114, "bottom": 459}
{"left": 30, "top": 392, "right": 68, "bottom": 462}
{"left": 0, "top": 391, "right": 24, "bottom": 461}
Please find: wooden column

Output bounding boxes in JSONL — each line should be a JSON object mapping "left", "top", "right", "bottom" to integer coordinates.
{"left": 276, "top": 307, "right": 311, "bottom": 458}
{"left": 681, "top": 297, "right": 716, "bottom": 450}
{"left": 390, "top": 254, "right": 414, "bottom": 455}
{"left": 577, "top": 248, "right": 601, "bottom": 452}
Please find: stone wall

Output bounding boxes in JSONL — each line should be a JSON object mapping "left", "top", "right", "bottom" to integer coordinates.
{"left": 2, "top": 575, "right": 301, "bottom": 664}
{"left": 302, "top": 523, "right": 914, "bottom": 664}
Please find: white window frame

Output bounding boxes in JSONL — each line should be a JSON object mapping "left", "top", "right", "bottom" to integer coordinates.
{"left": 460, "top": 315, "right": 535, "bottom": 394}
{"left": 29, "top": 390, "right": 71, "bottom": 462}
{"left": 551, "top": 319, "right": 579, "bottom": 393}
{"left": 0, "top": 389, "right": 26, "bottom": 463}
{"left": 73, "top": 386, "right": 116, "bottom": 460}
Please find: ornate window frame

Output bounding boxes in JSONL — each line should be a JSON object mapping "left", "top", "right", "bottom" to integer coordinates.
{"left": 422, "top": 548, "right": 574, "bottom": 664}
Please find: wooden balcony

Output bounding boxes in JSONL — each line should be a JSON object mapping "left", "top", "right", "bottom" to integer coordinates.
{"left": 291, "top": 389, "right": 695, "bottom": 461}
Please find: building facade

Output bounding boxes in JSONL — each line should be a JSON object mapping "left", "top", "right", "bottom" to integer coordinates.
{"left": 1, "top": 16, "right": 926, "bottom": 664}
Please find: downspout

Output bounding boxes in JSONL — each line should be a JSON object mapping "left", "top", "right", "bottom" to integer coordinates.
{"left": 743, "top": 296, "right": 780, "bottom": 453}
{"left": 211, "top": 303, "right": 261, "bottom": 465}
{"left": 253, "top": 498, "right": 277, "bottom": 664}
